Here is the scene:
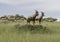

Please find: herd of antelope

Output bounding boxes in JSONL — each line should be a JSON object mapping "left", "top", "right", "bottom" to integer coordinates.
{"left": 0, "top": 15, "right": 22, "bottom": 21}
{"left": 0, "top": 10, "right": 44, "bottom": 25}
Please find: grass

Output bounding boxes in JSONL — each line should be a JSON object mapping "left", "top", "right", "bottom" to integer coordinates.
{"left": 0, "top": 20, "right": 60, "bottom": 42}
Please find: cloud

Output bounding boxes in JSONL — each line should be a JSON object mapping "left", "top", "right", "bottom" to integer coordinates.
{"left": 0, "top": 0, "right": 21, "bottom": 5}
{"left": 0, "top": 0, "right": 60, "bottom": 20}
{"left": 0, "top": 0, "right": 45, "bottom": 5}
{"left": 0, "top": 0, "right": 60, "bottom": 11}
{"left": 45, "top": 0, "right": 60, "bottom": 11}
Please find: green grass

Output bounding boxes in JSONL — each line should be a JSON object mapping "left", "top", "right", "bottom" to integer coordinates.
{"left": 0, "top": 20, "right": 60, "bottom": 42}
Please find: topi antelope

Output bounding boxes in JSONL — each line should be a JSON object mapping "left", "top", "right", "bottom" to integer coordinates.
{"left": 27, "top": 10, "right": 39, "bottom": 25}
{"left": 36, "top": 11, "right": 44, "bottom": 24}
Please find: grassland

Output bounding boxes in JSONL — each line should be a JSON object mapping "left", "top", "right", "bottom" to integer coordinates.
{"left": 0, "top": 20, "right": 60, "bottom": 42}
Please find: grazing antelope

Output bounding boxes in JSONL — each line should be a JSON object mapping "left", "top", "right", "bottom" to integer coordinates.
{"left": 7, "top": 16, "right": 15, "bottom": 21}
{"left": 27, "top": 10, "right": 39, "bottom": 25}
{"left": 0, "top": 16, "right": 8, "bottom": 20}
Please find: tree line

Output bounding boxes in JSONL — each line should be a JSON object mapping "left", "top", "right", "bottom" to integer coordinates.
{"left": 0, "top": 14, "right": 57, "bottom": 22}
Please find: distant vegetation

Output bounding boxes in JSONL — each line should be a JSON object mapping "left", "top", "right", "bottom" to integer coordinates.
{"left": 43, "top": 17, "right": 57, "bottom": 22}
{"left": 0, "top": 14, "right": 26, "bottom": 22}
{"left": 15, "top": 14, "right": 26, "bottom": 20}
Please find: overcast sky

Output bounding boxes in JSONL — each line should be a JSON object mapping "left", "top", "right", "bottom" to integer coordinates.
{"left": 0, "top": 0, "right": 60, "bottom": 21}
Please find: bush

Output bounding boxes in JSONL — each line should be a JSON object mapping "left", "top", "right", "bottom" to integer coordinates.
{"left": 14, "top": 24, "right": 52, "bottom": 34}
{"left": 43, "top": 17, "right": 57, "bottom": 22}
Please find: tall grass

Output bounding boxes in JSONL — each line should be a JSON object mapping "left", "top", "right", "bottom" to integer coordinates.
{"left": 0, "top": 21, "right": 60, "bottom": 42}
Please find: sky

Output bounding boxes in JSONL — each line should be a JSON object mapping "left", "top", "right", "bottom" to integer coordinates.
{"left": 0, "top": 0, "right": 60, "bottom": 21}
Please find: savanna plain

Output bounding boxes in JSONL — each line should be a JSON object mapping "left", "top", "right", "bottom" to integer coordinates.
{"left": 0, "top": 20, "right": 60, "bottom": 42}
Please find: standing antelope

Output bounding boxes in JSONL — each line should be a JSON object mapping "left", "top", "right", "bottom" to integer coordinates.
{"left": 38, "top": 11, "right": 45, "bottom": 24}
{"left": 27, "top": 10, "right": 39, "bottom": 25}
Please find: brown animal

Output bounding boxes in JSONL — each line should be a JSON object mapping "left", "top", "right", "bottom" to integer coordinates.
{"left": 7, "top": 16, "right": 15, "bottom": 21}
{"left": 0, "top": 16, "right": 8, "bottom": 20}
{"left": 27, "top": 10, "right": 39, "bottom": 25}
{"left": 38, "top": 12, "right": 44, "bottom": 24}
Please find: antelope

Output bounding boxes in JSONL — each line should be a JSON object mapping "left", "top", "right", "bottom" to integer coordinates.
{"left": 36, "top": 11, "right": 45, "bottom": 24}
{"left": 27, "top": 10, "right": 39, "bottom": 25}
